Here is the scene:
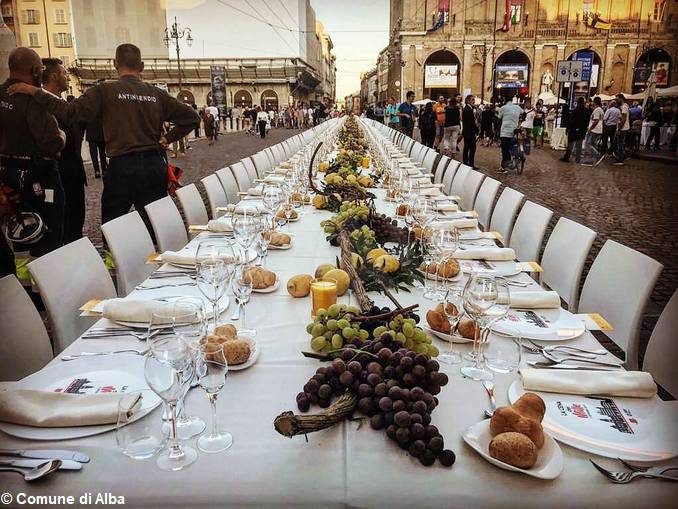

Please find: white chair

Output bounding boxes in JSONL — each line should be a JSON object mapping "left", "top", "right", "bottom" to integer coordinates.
{"left": 459, "top": 169, "right": 484, "bottom": 211}
{"left": 145, "top": 196, "right": 188, "bottom": 253}
{"left": 508, "top": 201, "right": 553, "bottom": 262}
{"left": 540, "top": 217, "right": 596, "bottom": 311}
{"left": 441, "top": 160, "right": 460, "bottom": 195}
{"left": 28, "top": 237, "right": 117, "bottom": 353}
{"left": 272, "top": 144, "right": 286, "bottom": 164}
{"left": 402, "top": 138, "right": 415, "bottom": 155}
{"left": 421, "top": 149, "right": 439, "bottom": 174}
{"left": 433, "top": 155, "right": 451, "bottom": 184}
{"left": 643, "top": 290, "right": 678, "bottom": 397}
{"left": 0, "top": 275, "right": 53, "bottom": 380}
{"left": 252, "top": 151, "right": 271, "bottom": 176}
{"left": 201, "top": 174, "right": 228, "bottom": 218}
{"left": 216, "top": 167, "right": 240, "bottom": 204}
{"left": 474, "top": 177, "right": 501, "bottom": 230}
{"left": 242, "top": 157, "right": 259, "bottom": 181}
{"left": 449, "top": 164, "right": 470, "bottom": 198}
{"left": 578, "top": 240, "right": 663, "bottom": 370}
{"left": 489, "top": 187, "right": 524, "bottom": 246}
{"left": 176, "top": 184, "right": 209, "bottom": 226}
{"left": 101, "top": 211, "right": 156, "bottom": 297}
{"left": 230, "top": 162, "right": 251, "bottom": 192}
{"left": 264, "top": 148, "right": 276, "bottom": 167}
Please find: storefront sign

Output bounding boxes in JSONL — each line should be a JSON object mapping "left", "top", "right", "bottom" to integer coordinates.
{"left": 425, "top": 65, "right": 458, "bottom": 88}
{"left": 210, "top": 65, "right": 227, "bottom": 117}
{"left": 495, "top": 64, "right": 529, "bottom": 88}
{"left": 573, "top": 51, "right": 594, "bottom": 81}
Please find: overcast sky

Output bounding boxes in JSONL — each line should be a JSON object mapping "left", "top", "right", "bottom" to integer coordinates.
{"left": 166, "top": 0, "right": 389, "bottom": 99}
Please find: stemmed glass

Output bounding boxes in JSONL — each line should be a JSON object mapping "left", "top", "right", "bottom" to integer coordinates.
{"left": 460, "top": 274, "right": 499, "bottom": 381}
{"left": 196, "top": 342, "right": 232, "bottom": 453}
{"left": 233, "top": 213, "right": 257, "bottom": 255}
{"left": 421, "top": 233, "right": 443, "bottom": 301}
{"left": 438, "top": 286, "right": 464, "bottom": 365}
{"left": 195, "top": 241, "right": 235, "bottom": 332}
{"left": 256, "top": 216, "right": 273, "bottom": 267}
{"left": 262, "top": 185, "right": 283, "bottom": 215}
{"left": 144, "top": 332, "right": 198, "bottom": 471}
{"left": 231, "top": 265, "right": 254, "bottom": 332}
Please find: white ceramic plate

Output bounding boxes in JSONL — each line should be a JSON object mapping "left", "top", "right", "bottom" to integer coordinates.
{"left": 227, "top": 334, "right": 260, "bottom": 371}
{"left": 459, "top": 260, "right": 520, "bottom": 277}
{"left": 0, "top": 355, "right": 161, "bottom": 441}
{"left": 462, "top": 419, "right": 564, "bottom": 480}
{"left": 493, "top": 308, "right": 585, "bottom": 341}
{"left": 252, "top": 278, "right": 280, "bottom": 294}
{"left": 422, "top": 325, "right": 472, "bottom": 344}
{"left": 113, "top": 295, "right": 230, "bottom": 328}
{"left": 508, "top": 380, "right": 678, "bottom": 461}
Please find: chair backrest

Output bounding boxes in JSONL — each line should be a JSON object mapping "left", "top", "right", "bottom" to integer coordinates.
{"left": 0, "top": 275, "right": 53, "bottom": 380}
{"left": 540, "top": 217, "right": 596, "bottom": 311}
{"left": 433, "top": 155, "right": 451, "bottom": 184}
{"left": 421, "top": 149, "right": 439, "bottom": 174}
{"left": 251, "top": 151, "right": 271, "bottom": 176}
{"left": 273, "top": 144, "right": 286, "bottom": 163}
{"left": 216, "top": 167, "right": 240, "bottom": 204}
{"left": 578, "top": 240, "right": 663, "bottom": 370}
{"left": 175, "top": 184, "right": 209, "bottom": 226}
{"left": 201, "top": 174, "right": 228, "bottom": 218}
{"left": 643, "top": 290, "right": 678, "bottom": 397}
{"left": 508, "top": 200, "right": 553, "bottom": 262}
{"left": 230, "top": 162, "right": 251, "bottom": 192}
{"left": 474, "top": 177, "right": 501, "bottom": 230}
{"left": 28, "top": 237, "right": 117, "bottom": 353}
{"left": 412, "top": 143, "right": 426, "bottom": 162}
{"left": 242, "top": 157, "right": 259, "bottom": 181}
{"left": 101, "top": 211, "right": 156, "bottom": 297}
{"left": 449, "top": 164, "right": 470, "bottom": 197}
{"left": 403, "top": 138, "right": 415, "bottom": 155}
{"left": 264, "top": 147, "right": 276, "bottom": 167}
{"left": 441, "top": 160, "right": 460, "bottom": 195}
{"left": 460, "top": 169, "right": 484, "bottom": 211}
{"left": 144, "top": 196, "right": 188, "bottom": 253}
{"left": 489, "top": 187, "right": 524, "bottom": 246}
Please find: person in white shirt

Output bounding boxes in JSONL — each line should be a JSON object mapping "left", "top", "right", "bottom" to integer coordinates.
{"left": 307, "top": 106, "right": 314, "bottom": 127}
{"left": 255, "top": 106, "right": 269, "bottom": 138}
{"left": 614, "top": 94, "right": 630, "bottom": 165}
{"left": 268, "top": 109, "right": 275, "bottom": 128}
{"left": 583, "top": 96, "right": 604, "bottom": 165}
{"left": 206, "top": 104, "right": 219, "bottom": 136}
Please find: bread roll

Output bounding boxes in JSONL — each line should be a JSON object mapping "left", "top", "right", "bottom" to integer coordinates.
{"left": 512, "top": 392, "right": 546, "bottom": 423}
{"left": 489, "top": 406, "right": 545, "bottom": 449}
{"left": 222, "top": 339, "right": 251, "bottom": 365}
{"left": 489, "top": 432, "right": 538, "bottom": 469}
{"left": 214, "top": 324, "right": 237, "bottom": 340}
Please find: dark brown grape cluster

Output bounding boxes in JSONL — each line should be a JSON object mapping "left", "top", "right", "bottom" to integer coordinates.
{"left": 296, "top": 333, "right": 455, "bottom": 467}
{"left": 368, "top": 212, "right": 409, "bottom": 244}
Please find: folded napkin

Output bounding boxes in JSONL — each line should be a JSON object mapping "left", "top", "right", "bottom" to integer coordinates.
{"left": 436, "top": 203, "right": 459, "bottom": 212}
{"left": 498, "top": 291, "right": 561, "bottom": 309}
{"left": 247, "top": 187, "right": 263, "bottom": 196}
{"left": 0, "top": 389, "right": 142, "bottom": 427}
{"left": 159, "top": 250, "right": 198, "bottom": 265}
{"left": 519, "top": 369, "right": 657, "bottom": 398}
{"left": 264, "top": 175, "right": 285, "bottom": 184}
{"left": 419, "top": 187, "right": 441, "bottom": 197}
{"left": 207, "top": 218, "right": 233, "bottom": 232}
{"left": 273, "top": 168, "right": 289, "bottom": 175}
{"left": 437, "top": 218, "right": 478, "bottom": 230}
{"left": 102, "top": 298, "right": 179, "bottom": 323}
{"left": 453, "top": 247, "right": 516, "bottom": 261}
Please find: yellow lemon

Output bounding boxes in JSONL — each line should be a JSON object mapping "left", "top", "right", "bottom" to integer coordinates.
{"left": 286, "top": 274, "right": 313, "bottom": 298}
{"left": 373, "top": 254, "right": 400, "bottom": 273}
{"left": 315, "top": 263, "right": 336, "bottom": 279}
{"left": 323, "top": 268, "right": 350, "bottom": 296}
{"left": 366, "top": 248, "right": 388, "bottom": 264}
{"left": 350, "top": 252, "right": 363, "bottom": 268}
{"left": 361, "top": 157, "right": 370, "bottom": 168}
{"left": 312, "top": 195, "right": 327, "bottom": 209}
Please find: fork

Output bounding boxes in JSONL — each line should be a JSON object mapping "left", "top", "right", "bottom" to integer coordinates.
{"left": 590, "top": 460, "right": 678, "bottom": 483}
{"left": 135, "top": 282, "right": 195, "bottom": 290}
{"left": 518, "top": 340, "right": 598, "bottom": 359}
{"left": 81, "top": 329, "right": 163, "bottom": 340}
{"left": 61, "top": 349, "right": 148, "bottom": 361}
{"left": 616, "top": 458, "right": 678, "bottom": 475}
{"left": 527, "top": 339, "right": 607, "bottom": 357}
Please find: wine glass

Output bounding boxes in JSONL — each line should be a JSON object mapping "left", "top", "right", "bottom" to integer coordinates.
{"left": 421, "top": 233, "right": 443, "bottom": 301}
{"left": 437, "top": 287, "right": 464, "bottom": 365}
{"left": 231, "top": 265, "right": 255, "bottom": 333}
{"left": 196, "top": 341, "right": 232, "bottom": 453}
{"left": 144, "top": 333, "right": 198, "bottom": 471}
{"left": 256, "top": 216, "right": 273, "bottom": 267}
{"left": 460, "top": 273, "right": 498, "bottom": 382}
{"left": 233, "top": 214, "right": 257, "bottom": 253}
{"left": 195, "top": 241, "right": 233, "bottom": 332}
{"left": 262, "top": 185, "right": 282, "bottom": 214}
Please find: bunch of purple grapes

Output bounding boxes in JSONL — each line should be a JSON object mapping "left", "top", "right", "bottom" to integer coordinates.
{"left": 296, "top": 333, "right": 455, "bottom": 467}
{"left": 368, "top": 213, "right": 409, "bottom": 245}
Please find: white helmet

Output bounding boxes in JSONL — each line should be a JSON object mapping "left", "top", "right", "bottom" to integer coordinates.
{"left": 3, "top": 212, "right": 45, "bottom": 245}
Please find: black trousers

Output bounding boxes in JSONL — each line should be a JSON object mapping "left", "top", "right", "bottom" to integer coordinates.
{"left": 0, "top": 233, "right": 15, "bottom": 277}
{"left": 59, "top": 159, "right": 86, "bottom": 244}
{"left": 0, "top": 158, "right": 64, "bottom": 257}
{"left": 463, "top": 133, "right": 477, "bottom": 167}
{"left": 645, "top": 125, "right": 660, "bottom": 150}
{"left": 420, "top": 128, "right": 435, "bottom": 147}
{"left": 88, "top": 140, "right": 107, "bottom": 176}
{"left": 601, "top": 125, "right": 616, "bottom": 155}
{"left": 500, "top": 137, "right": 513, "bottom": 168}
{"left": 258, "top": 120, "right": 267, "bottom": 138}
{"left": 101, "top": 150, "right": 167, "bottom": 236}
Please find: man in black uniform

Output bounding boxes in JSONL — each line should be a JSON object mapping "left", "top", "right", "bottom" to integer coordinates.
{"left": 0, "top": 47, "right": 66, "bottom": 276}
{"left": 9, "top": 44, "right": 199, "bottom": 232}
{"left": 42, "top": 58, "right": 87, "bottom": 244}
{"left": 85, "top": 81, "right": 107, "bottom": 179}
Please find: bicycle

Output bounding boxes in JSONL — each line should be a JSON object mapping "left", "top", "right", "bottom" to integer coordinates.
{"left": 504, "top": 128, "right": 529, "bottom": 174}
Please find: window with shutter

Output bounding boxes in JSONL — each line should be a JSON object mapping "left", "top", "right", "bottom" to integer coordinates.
{"left": 23, "top": 9, "right": 40, "bottom": 24}
{"left": 55, "top": 9, "right": 66, "bottom": 24}
{"left": 28, "top": 32, "right": 39, "bottom": 47}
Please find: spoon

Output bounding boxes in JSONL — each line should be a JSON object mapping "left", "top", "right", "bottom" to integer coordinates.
{"left": 482, "top": 380, "right": 496, "bottom": 418}
{"left": 0, "top": 459, "right": 61, "bottom": 481}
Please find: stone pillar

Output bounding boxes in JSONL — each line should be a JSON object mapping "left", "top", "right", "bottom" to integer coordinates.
{"left": 625, "top": 43, "right": 639, "bottom": 93}
{"left": 462, "top": 44, "right": 473, "bottom": 94}
{"left": 532, "top": 44, "right": 544, "bottom": 98}
{"left": 484, "top": 44, "right": 496, "bottom": 101}
{"left": 601, "top": 44, "right": 617, "bottom": 94}
{"left": 556, "top": 44, "right": 567, "bottom": 62}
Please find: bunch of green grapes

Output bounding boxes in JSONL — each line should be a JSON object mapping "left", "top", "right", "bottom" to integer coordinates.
{"left": 349, "top": 225, "right": 378, "bottom": 255}
{"left": 372, "top": 314, "right": 439, "bottom": 357}
{"left": 307, "top": 303, "right": 370, "bottom": 353}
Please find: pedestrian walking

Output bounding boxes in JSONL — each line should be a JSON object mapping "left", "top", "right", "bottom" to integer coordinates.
{"left": 433, "top": 95, "right": 446, "bottom": 149}
{"left": 191, "top": 103, "right": 201, "bottom": 138}
{"left": 256, "top": 106, "right": 268, "bottom": 138}
{"left": 532, "top": 99, "right": 545, "bottom": 148}
{"left": 397, "top": 91, "right": 416, "bottom": 137}
{"left": 613, "top": 93, "right": 630, "bottom": 165}
{"left": 385, "top": 97, "right": 400, "bottom": 130}
{"left": 442, "top": 96, "right": 461, "bottom": 156}
{"left": 497, "top": 98, "right": 523, "bottom": 173}
{"left": 644, "top": 101, "right": 662, "bottom": 151}
{"left": 418, "top": 102, "right": 436, "bottom": 147}
{"left": 600, "top": 99, "right": 620, "bottom": 156}
{"left": 204, "top": 110, "right": 216, "bottom": 145}
{"left": 480, "top": 103, "right": 495, "bottom": 146}
{"left": 582, "top": 96, "right": 604, "bottom": 165}
{"left": 462, "top": 94, "right": 478, "bottom": 167}
{"left": 374, "top": 102, "right": 384, "bottom": 124}
{"left": 561, "top": 96, "right": 590, "bottom": 163}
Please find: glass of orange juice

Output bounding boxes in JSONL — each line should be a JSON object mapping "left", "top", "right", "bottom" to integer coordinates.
{"left": 311, "top": 278, "right": 337, "bottom": 318}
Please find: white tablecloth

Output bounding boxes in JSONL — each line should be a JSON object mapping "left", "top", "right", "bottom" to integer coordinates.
{"left": 1, "top": 191, "right": 675, "bottom": 507}
{"left": 550, "top": 127, "right": 568, "bottom": 150}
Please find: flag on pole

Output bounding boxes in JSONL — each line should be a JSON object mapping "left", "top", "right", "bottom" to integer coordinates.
{"left": 501, "top": 0, "right": 511, "bottom": 31}
{"left": 428, "top": 0, "right": 450, "bottom": 32}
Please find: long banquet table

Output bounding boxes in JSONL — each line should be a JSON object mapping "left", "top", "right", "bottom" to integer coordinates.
{"left": 1, "top": 182, "right": 675, "bottom": 507}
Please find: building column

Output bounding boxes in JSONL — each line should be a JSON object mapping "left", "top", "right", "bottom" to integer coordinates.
{"left": 556, "top": 44, "right": 566, "bottom": 62}
{"left": 532, "top": 44, "right": 544, "bottom": 98}
{"left": 462, "top": 44, "right": 473, "bottom": 94}
{"left": 484, "top": 44, "right": 496, "bottom": 101}
{"left": 601, "top": 43, "right": 617, "bottom": 94}
{"left": 625, "top": 43, "right": 639, "bottom": 93}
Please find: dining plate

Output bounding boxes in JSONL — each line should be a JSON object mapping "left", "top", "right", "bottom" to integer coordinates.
{"left": 268, "top": 241, "right": 292, "bottom": 250}
{"left": 252, "top": 278, "right": 280, "bottom": 294}
{"left": 462, "top": 419, "right": 564, "bottom": 480}
{"left": 228, "top": 334, "right": 260, "bottom": 371}
{"left": 493, "top": 307, "right": 585, "bottom": 341}
{"left": 459, "top": 260, "right": 520, "bottom": 277}
{"left": 0, "top": 355, "right": 161, "bottom": 441}
{"left": 422, "top": 325, "right": 472, "bottom": 344}
{"left": 508, "top": 380, "right": 678, "bottom": 462}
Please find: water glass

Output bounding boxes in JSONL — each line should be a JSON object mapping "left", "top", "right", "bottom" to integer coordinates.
{"left": 485, "top": 327, "right": 522, "bottom": 373}
{"left": 438, "top": 287, "right": 464, "bottom": 365}
{"left": 231, "top": 266, "right": 254, "bottom": 331}
{"left": 460, "top": 274, "right": 498, "bottom": 382}
{"left": 196, "top": 342, "right": 232, "bottom": 453}
{"left": 116, "top": 390, "right": 166, "bottom": 460}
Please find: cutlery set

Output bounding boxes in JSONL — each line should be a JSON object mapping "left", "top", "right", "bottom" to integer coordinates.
{"left": 0, "top": 449, "right": 89, "bottom": 481}
{"left": 518, "top": 339, "right": 623, "bottom": 370}
{"left": 61, "top": 349, "right": 148, "bottom": 361}
{"left": 590, "top": 459, "right": 678, "bottom": 484}
{"left": 81, "top": 327, "right": 167, "bottom": 340}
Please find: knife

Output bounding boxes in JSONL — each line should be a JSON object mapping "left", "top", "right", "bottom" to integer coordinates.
{"left": 0, "top": 449, "right": 90, "bottom": 463}
{"left": 0, "top": 458, "right": 82, "bottom": 470}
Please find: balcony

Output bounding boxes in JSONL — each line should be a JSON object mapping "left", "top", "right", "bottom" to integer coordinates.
{"left": 465, "top": 21, "right": 494, "bottom": 36}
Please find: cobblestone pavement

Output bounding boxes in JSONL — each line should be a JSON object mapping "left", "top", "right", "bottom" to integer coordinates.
{"left": 83, "top": 127, "right": 308, "bottom": 246}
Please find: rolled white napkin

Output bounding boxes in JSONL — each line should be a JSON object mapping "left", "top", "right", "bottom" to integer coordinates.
{"left": 273, "top": 168, "right": 289, "bottom": 175}
{"left": 436, "top": 203, "right": 459, "bottom": 212}
{"left": 437, "top": 218, "right": 478, "bottom": 230}
{"left": 453, "top": 247, "right": 516, "bottom": 261}
{"left": 207, "top": 218, "right": 233, "bottom": 232}
{"left": 519, "top": 369, "right": 657, "bottom": 398}
{"left": 407, "top": 168, "right": 420, "bottom": 175}
{"left": 498, "top": 290, "right": 561, "bottom": 309}
{"left": 102, "top": 298, "right": 179, "bottom": 323}
{"left": 419, "top": 187, "right": 441, "bottom": 197}
{"left": 0, "top": 389, "right": 142, "bottom": 427}
{"left": 264, "top": 175, "right": 285, "bottom": 184}
{"left": 247, "top": 187, "right": 263, "bottom": 196}
{"left": 159, "top": 250, "right": 198, "bottom": 266}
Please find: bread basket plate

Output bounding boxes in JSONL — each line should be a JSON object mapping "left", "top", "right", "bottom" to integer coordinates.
{"left": 508, "top": 380, "right": 678, "bottom": 462}
{"left": 422, "top": 325, "right": 472, "bottom": 344}
{"left": 268, "top": 241, "right": 292, "bottom": 250}
{"left": 227, "top": 333, "right": 260, "bottom": 371}
{"left": 462, "top": 419, "right": 563, "bottom": 480}
{"left": 252, "top": 277, "right": 280, "bottom": 294}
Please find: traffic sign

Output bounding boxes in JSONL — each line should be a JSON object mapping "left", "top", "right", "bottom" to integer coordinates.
{"left": 556, "top": 60, "right": 584, "bottom": 82}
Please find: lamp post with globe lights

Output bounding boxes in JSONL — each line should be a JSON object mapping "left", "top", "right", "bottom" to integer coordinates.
{"left": 164, "top": 16, "right": 193, "bottom": 89}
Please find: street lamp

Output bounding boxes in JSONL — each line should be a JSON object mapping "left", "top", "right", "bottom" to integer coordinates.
{"left": 164, "top": 16, "right": 193, "bottom": 88}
